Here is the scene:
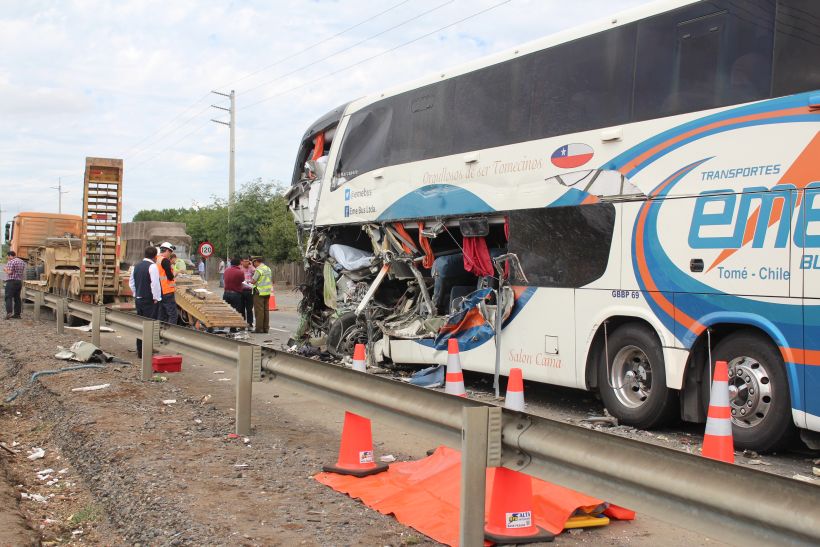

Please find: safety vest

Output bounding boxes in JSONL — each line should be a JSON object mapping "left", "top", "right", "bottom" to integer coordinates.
{"left": 156, "top": 257, "right": 176, "bottom": 295}
{"left": 253, "top": 264, "right": 273, "bottom": 296}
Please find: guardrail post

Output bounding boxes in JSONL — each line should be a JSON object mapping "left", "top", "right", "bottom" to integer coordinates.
{"left": 141, "top": 320, "right": 158, "bottom": 381}
{"left": 33, "top": 291, "right": 44, "bottom": 321}
{"left": 236, "top": 346, "right": 253, "bottom": 436}
{"left": 460, "top": 407, "right": 489, "bottom": 546}
{"left": 91, "top": 304, "right": 103, "bottom": 347}
{"left": 56, "top": 299, "right": 65, "bottom": 334}
{"left": 459, "top": 406, "right": 502, "bottom": 546}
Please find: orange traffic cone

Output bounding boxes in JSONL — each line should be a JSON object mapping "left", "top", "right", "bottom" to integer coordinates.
{"left": 702, "top": 360, "right": 735, "bottom": 463}
{"left": 485, "top": 467, "right": 554, "bottom": 544}
{"left": 268, "top": 290, "right": 278, "bottom": 311}
{"left": 352, "top": 343, "right": 366, "bottom": 373}
{"left": 504, "top": 368, "right": 525, "bottom": 411}
{"left": 323, "top": 411, "right": 389, "bottom": 477}
{"left": 445, "top": 338, "right": 466, "bottom": 397}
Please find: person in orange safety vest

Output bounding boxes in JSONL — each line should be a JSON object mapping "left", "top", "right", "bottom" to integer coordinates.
{"left": 156, "top": 242, "right": 178, "bottom": 325}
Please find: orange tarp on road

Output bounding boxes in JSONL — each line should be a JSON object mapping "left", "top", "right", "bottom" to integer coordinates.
{"left": 315, "top": 446, "right": 634, "bottom": 546}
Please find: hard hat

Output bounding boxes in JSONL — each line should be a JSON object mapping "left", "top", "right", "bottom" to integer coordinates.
{"left": 159, "top": 241, "right": 176, "bottom": 251}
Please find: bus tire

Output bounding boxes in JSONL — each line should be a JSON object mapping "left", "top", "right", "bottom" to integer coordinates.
{"left": 598, "top": 323, "right": 677, "bottom": 429}
{"left": 711, "top": 331, "right": 795, "bottom": 452}
{"left": 327, "top": 312, "right": 363, "bottom": 358}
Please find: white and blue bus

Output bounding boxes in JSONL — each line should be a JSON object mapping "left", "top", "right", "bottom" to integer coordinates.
{"left": 287, "top": 0, "right": 820, "bottom": 451}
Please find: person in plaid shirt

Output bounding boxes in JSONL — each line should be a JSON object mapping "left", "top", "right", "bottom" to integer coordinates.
{"left": 4, "top": 251, "right": 25, "bottom": 319}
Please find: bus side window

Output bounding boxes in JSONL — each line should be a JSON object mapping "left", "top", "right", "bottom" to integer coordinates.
{"left": 335, "top": 105, "right": 393, "bottom": 183}
{"left": 772, "top": 0, "right": 820, "bottom": 96}
{"left": 529, "top": 24, "right": 636, "bottom": 140}
{"left": 507, "top": 203, "right": 616, "bottom": 288}
{"left": 634, "top": 0, "right": 774, "bottom": 121}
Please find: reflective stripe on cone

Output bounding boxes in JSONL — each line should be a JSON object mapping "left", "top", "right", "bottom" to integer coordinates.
{"left": 445, "top": 338, "right": 466, "bottom": 397}
{"left": 702, "top": 360, "right": 735, "bottom": 463}
{"left": 504, "top": 367, "right": 526, "bottom": 411}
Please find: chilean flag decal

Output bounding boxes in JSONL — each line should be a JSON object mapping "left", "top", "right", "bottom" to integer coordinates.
{"left": 550, "top": 143, "right": 594, "bottom": 169}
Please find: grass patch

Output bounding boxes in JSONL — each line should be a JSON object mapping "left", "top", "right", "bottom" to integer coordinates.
{"left": 69, "top": 504, "right": 102, "bottom": 526}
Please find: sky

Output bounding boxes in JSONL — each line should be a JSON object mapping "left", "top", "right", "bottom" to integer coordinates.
{"left": 0, "top": 0, "right": 650, "bottom": 236}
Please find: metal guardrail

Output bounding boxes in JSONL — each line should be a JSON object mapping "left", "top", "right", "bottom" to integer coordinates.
{"left": 24, "top": 289, "right": 820, "bottom": 546}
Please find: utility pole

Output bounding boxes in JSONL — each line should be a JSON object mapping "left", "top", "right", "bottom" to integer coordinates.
{"left": 211, "top": 90, "right": 235, "bottom": 260}
{"left": 50, "top": 177, "right": 70, "bottom": 214}
{"left": 0, "top": 202, "right": 5, "bottom": 245}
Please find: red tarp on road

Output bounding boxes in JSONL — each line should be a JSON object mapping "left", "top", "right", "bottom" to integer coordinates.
{"left": 316, "top": 446, "right": 635, "bottom": 546}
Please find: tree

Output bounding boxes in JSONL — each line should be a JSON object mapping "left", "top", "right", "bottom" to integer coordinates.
{"left": 132, "top": 179, "right": 300, "bottom": 263}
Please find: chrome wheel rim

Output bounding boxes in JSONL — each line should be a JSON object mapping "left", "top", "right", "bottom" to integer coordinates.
{"left": 727, "top": 356, "right": 772, "bottom": 428}
{"left": 610, "top": 345, "right": 652, "bottom": 408}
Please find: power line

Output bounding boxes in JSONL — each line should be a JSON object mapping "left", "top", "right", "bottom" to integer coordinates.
{"left": 124, "top": 103, "right": 213, "bottom": 162}
{"left": 127, "top": 118, "right": 214, "bottom": 172}
{"left": 220, "top": 0, "right": 414, "bottom": 90}
{"left": 119, "top": 93, "right": 212, "bottom": 159}
{"left": 240, "top": 0, "right": 513, "bottom": 111}
{"left": 124, "top": 0, "right": 513, "bottom": 171}
{"left": 119, "top": 1, "right": 413, "bottom": 163}
{"left": 237, "top": 0, "right": 455, "bottom": 98}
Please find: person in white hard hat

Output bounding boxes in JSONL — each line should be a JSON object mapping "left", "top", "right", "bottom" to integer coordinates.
{"left": 156, "top": 242, "right": 178, "bottom": 325}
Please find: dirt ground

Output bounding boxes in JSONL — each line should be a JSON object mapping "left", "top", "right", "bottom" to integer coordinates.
{"left": 0, "top": 304, "right": 737, "bottom": 546}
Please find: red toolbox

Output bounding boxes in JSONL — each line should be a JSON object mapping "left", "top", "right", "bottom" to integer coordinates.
{"left": 152, "top": 354, "right": 183, "bottom": 373}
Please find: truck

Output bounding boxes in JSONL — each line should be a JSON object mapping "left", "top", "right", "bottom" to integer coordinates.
{"left": 19, "top": 158, "right": 130, "bottom": 304}
{"left": 5, "top": 212, "right": 83, "bottom": 280}
{"left": 22, "top": 158, "right": 247, "bottom": 331}
{"left": 121, "top": 221, "right": 193, "bottom": 269}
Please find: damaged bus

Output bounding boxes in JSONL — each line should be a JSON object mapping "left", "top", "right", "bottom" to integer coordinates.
{"left": 286, "top": 0, "right": 820, "bottom": 451}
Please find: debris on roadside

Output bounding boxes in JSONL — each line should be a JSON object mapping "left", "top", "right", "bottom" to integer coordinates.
{"left": 27, "top": 447, "right": 46, "bottom": 460}
{"left": 21, "top": 492, "right": 50, "bottom": 503}
{"left": 36, "top": 468, "right": 55, "bottom": 480}
{"left": 408, "top": 365, "right": 444, "bottom": 388}
{"left": 55, "top": 341, "right": 115, "bottom": 363}
{"left": 65, "top": 325, "right": 116, "bottom": 333}
{"left": 71, "top": 384, "right": 111, "bottom": 393}
{"left": 582, "top": 415, "right": 619, "bottom": 427}
{"left": 162, "top": 400, "right": 177, "bottom": 405}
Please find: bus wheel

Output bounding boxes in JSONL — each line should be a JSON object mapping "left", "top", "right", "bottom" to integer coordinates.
{"left": 712, "top": 331, "right": 795, "bottom": 452}
{"left": 598, "top": 324, "right": 677, "bottom": 429}
{"left": 327, "top": 312, "right": 365, "bottom": 358}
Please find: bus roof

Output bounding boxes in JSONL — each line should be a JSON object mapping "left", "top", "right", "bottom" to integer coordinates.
{"left": 345, "top": 0, "right": 698, "bottom": 114}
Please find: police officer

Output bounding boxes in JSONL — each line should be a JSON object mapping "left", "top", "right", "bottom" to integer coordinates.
{"left": 156, "top": 242, "right": 178, "bottom": 325}
{"left": 128, "top": 246, "right": 161, "bottom": 357}
{"left": 251, "top": 256, "right": 272, "bottom": 334}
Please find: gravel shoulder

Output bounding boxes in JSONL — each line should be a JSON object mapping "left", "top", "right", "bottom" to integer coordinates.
{"left": 0, "top": 311, "right": 432, "bottom": 546}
